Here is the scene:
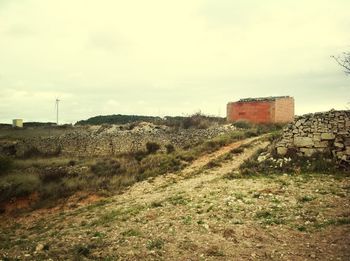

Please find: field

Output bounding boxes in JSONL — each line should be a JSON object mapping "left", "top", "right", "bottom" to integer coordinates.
{"left": 0, "top": 133, "right": 349, "bottom": 260}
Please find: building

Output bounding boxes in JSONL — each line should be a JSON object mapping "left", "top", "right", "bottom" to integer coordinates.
{"left": 227, "top": 96, "right": 294, "bottom": 124}
{"left": 12, "top": 119, "right": 23, "bottom": 128}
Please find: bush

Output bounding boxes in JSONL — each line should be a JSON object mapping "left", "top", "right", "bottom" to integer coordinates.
{"left": 138, "top": 154, "right": 183, "bottom": 180}
{"left": 146, "top": 142, "right": 160, "bottom": 154}
{"left": 182, "top": 113, "right": 210, "bottom": 129}
{"left": 165, "top": 144, "right": 175, "bottom": 154}
{"left": 91, "top": 160, "right": 125, "bottom": 176}
{"left": 40, "top": 167, "right": 70, "bottom": 182}
{"left": 0, "top": 173, "right": 41, "bottom": 202}
{"left": 0, "top": 156, "right": 13, "bottom": 175}
{"left": 233, "top": 120, "right": 252, "bottom": 129}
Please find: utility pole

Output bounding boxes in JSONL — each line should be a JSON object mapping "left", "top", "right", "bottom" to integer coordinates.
{"left": 56, "top": 98, "right": 60, "bottom": 125}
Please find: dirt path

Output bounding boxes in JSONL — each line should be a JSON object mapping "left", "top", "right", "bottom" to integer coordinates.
{"left": 116, "top": 137, "right": 269, "bottom": 207}
{"left": 1, "top": 136, "right": 349, "bottom": 261}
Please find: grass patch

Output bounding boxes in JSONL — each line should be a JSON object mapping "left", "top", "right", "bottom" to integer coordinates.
{"left": 121, "top": 228, "right": 142, "bottom": 237}
{"left": 147, "top": 238, "right": 164, "bottom": 250}
{"left": 314, "top": 217, "right": 350, "bottom": 228}
{"left": 255, "top": 210, "right": 285, "bottom": 225}
{"left": 298, "top": 195, "right": 316, "bottom": 203}
{"left": 167, "top": 195, "right": 189, "bottom": 206}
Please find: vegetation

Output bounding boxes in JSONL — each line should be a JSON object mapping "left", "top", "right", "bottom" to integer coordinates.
{"left": 75, "top": 112, "right": 226, "bottom": 129}
{"left": 0, "top": 128, "right": 258, "bottom": 207}
{"left": 76, "top": 114, "right": 163, "bottom": 125}
{"left": 234, "top": 149, "right": 345, "bottom": 179}
{"left": 0, "top": 156, "right": 13, "bottom": 175}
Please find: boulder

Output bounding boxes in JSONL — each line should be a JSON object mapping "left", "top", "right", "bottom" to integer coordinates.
{"left": 294, "top": 137, "right": 314, "bottom": 148}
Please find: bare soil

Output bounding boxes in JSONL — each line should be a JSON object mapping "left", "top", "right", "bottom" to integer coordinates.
{"left": 0, "top": 137, "right": 349, "bottom": 260}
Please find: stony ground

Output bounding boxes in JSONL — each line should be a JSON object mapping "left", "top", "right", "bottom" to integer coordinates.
{"left": 0, "top": 137, "right": 349, "bottom": 260}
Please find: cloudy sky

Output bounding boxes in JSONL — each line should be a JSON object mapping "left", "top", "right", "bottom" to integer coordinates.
{"left": 0, "top": 0, "right": 349, "bottom": 123}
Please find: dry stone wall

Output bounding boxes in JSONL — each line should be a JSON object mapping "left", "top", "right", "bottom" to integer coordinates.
{"left": 0, "top": 123, "right": 236, "bottom": 158}
{"left": 276, "top": 110, "right": 350, "bottom": 162}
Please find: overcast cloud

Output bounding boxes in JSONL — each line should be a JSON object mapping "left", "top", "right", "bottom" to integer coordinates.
{"left": 0, "top": 0, "right": 349, "bottom": 123}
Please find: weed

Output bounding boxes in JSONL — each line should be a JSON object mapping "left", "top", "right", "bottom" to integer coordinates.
{"left": 121, "top": 229, "right": 142, "bottom": 237}
{"left": 182, "top": 215, "right": 192, "bottom": 225}
{"left": 314, "top": 218, "right": 350, "bottom": 228}
{"left": 167, "top": 195, "right": 189, "bottom": 205}
{"left": 92, "top": 231, "right": 105, "bottom": 238}
{"left": 147, "top": 238, "right": 164, "bottom": 250}
{"left": 297, "top": 225, "right": 307, "bottom": 232}
{"left": 298, "top": 195, "right": 315, "bottom": 203}
{"left": 234, "top": 192, "right": 245, "bottom": 200}
{"left": 205, "top": 246, "right": 225, "bottom": 257}
{"left": 74, "top": 244, "right": 90, "bottom": 257}
{"left": 255, "top": 210, "right": 285, "bottom": 225}
{"left": 178, "top": 238, "right": 198, "bottom": 251}
{"left": 150, "top": 201, "right": 163, "bottom": 208}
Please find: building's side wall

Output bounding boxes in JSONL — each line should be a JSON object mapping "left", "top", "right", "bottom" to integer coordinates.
{"left": 12, "top": 119, "right": 23, "bottom": 128}
{"left": 227, "top": 101, "right": 273, "bottom": 123}
{"left": 273, "top": 97, "right": 295, "bottom": 123}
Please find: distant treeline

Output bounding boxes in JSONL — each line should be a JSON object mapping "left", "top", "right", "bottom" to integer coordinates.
{"left": 76, "top": 113, "right": 226, "bottom": 129}
{"left": 76, "top": 115, "right": 162, "bottom": 125}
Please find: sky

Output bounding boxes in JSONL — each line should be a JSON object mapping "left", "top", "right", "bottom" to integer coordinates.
{"left": 0, "top": 0, "right": 349, "bottom": 124}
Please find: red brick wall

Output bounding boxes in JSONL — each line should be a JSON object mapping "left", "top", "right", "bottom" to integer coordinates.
{"left": 226, "top": 101, "right": 273, "bottom": 123}
{"left": 226, "top": 97, "right": 294, "bottom": 124}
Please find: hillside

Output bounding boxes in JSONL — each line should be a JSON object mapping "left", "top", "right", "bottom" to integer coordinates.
{"left": 0, "top": 135, "right": 349, "bottom": 260}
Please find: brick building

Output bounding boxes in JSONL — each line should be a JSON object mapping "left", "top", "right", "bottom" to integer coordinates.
{"left": 227, "top": 96, "right": 294, "bottom": 124}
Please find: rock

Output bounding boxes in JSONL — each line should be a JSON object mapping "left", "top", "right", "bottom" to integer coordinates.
{"left": 321, "top": 133, "right": 335, "bottom": 140}
{"left": 334, "top": 142, "right": 344, "bottom": 148}
{"left": 314, "top": 141, "right": 328, "bottom": 148}
{"left": 346, "top": 147, "right": 350, "bottom": 156}
{"left": 257, "top": 155, "right": 268, "bottom": 162}
{"left": 277, "top": 147, "right": 287, "bottom": 156}
{"left": 35, "top": 244, "right": 44, "bottom": 252}
{"left": 294, "top": 137, "right": 314, "bottom": 148}
{"left": 300, "top": 148, "right": 316, "bottom": 157}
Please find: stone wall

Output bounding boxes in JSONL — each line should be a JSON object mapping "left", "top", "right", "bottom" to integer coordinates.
{"left": 0, "top": 123, "right": 236, "bottom": 158}
{"left": 276, "top": 110, "right": 350, "bottom": 162}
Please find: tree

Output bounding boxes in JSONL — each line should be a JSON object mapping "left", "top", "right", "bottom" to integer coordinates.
{"left": 332, "top": 52, "right": 350, "bottom": 75}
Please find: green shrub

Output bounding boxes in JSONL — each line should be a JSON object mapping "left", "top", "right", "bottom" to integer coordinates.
{"left": 74, "top": 244, "right": 90, "bottom": 257}
{"left": 147, "top": 238, "right": 164, "bottom": 250}
{"left": 233, "top": 120, "right": 252, "bottom": 129}
{"left": 40, "top": 167, "right": 69, "bottom": 182}
{"left": 165, "top": 144, "right": 175, "bottom": 154}
{"left": 91, "top": 160, "right": 125, "bottom": 176}
{"left": 244, "top": 129, "right": 258, "bottom": 138}
{"left": 146, "top": 142, "right": 160, "bottom": 154}
{"left": 0, "top": 156, "right": 13, "bottom": 175}
{"left": 0, "top": 173, "right": 41, "bottom": 202}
